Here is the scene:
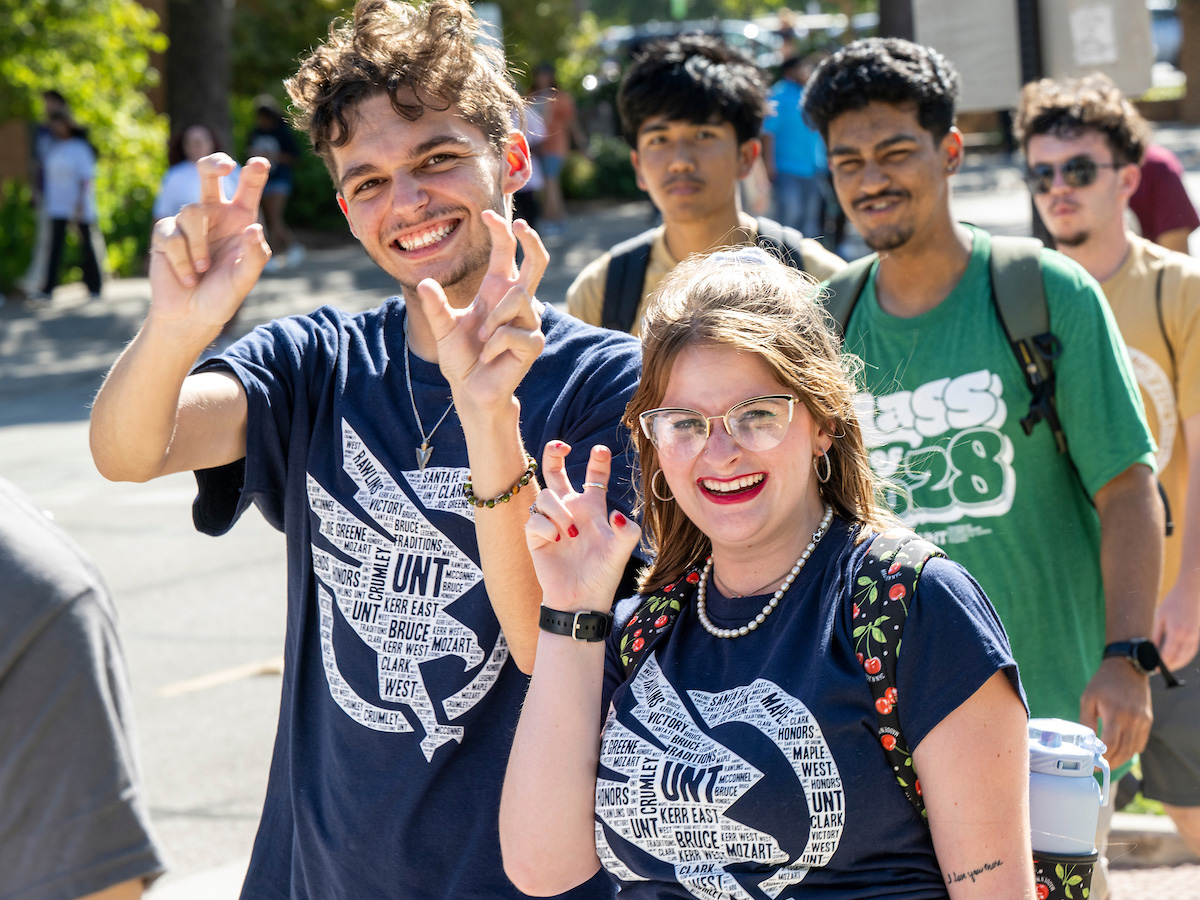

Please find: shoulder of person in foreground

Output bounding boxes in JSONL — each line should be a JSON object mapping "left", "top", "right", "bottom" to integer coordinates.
{"left": 895, "top": 553, "right": 1026, "bottom": 749}
{"left": 536, "top": 304, "right": 642, "bottom": 389}
{"left": 0, "top": 477, "right": 167, "bottom": 898}
{"left": 190, "top": 299, "right": 400, "bottom": 535}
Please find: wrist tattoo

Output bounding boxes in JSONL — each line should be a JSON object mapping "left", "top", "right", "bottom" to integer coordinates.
{"left": 945, "top": 859, "right": 1004, "bottom": 885}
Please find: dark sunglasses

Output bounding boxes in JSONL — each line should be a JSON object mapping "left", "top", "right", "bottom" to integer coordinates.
{"left": 1025, "top": 155, "right": 1120, "bottom": 194}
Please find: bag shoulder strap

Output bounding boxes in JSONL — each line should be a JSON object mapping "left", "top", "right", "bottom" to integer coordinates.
{"left": 1152, "top": 263, "right": 1178, "bottom": 536}
{"left": 754, "top": 216, "right": 807, "bottom": 273}
{"left": 601, "top": 227, "right": 657, "bottom": 332}
{"left": 1154, "top": 262, "right": 1177, "bottom": 377}
{"left": 820, "top": 254, "right": 877, "bottom": 340}
{"left": 853, "top": 527, "right": 945, "bottom": 821}
{"left": 618, "top": 571, "right": 700, "bottom": 678}
{"left": 987, "top": 236, "right": 1068, "bottom": 454}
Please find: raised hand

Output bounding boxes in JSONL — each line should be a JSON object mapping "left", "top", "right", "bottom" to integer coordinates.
{"left": 525, "top": 442, "right": 642, "bottom": 613}
{"left": 147, "top": 153, "right": 272, "bottom": 338}
{"left": 416, "top": 211, "right": 548, "bottom": 413}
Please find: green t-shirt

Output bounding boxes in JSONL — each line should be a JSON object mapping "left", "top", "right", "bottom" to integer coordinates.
{"left": 840, "top": 226, "right": 1155, "bottom": 722}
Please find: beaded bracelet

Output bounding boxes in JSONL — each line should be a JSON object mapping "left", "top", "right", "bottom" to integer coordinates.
{"left": 463, "top": 456, "right": 538, "bottom": 509}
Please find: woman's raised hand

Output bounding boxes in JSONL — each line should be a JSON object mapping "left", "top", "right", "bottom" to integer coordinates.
{"left": 525, "top": 442, "right": 642, "bottom": 612}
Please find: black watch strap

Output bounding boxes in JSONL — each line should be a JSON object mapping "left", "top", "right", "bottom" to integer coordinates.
{"left": 539, "top": 605, "right": 613, "bottom": 642}
{"left": 1104, "top": 640, "right": 1184, "bottom": 688}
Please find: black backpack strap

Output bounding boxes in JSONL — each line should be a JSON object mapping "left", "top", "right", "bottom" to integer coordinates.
{"left": 1153, "top": 263, "right": 1177, "bottom": 537}
{"left": 601, "top": 228, "right": 657, "bottom": 332}
{"left": 1154, "top": 263, "right": 1177, "bottom": 377}
{"left": 988, "top": 236, "right": 1068, "bottom": 455}
{"left": 853, "top": 527, "right": 946, "bottom": 820}
{"left": 754, "top": 216, "right": 807, "bottom": 273}
{"left": 820, "top": 254, "right": 877, "bottom": 340}
{"left": 618, "top": 570, "right": 700, "bottom": 678}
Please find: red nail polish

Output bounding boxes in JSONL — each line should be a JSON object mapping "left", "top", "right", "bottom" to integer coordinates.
{"left": 613, "top": 512, "right": 627, "bottom": 528}
{"left": 568, "top": 525, "right": 579, "bottom": 538}
{"left": 555, "top": 534, "right": 561, "bottom": 542}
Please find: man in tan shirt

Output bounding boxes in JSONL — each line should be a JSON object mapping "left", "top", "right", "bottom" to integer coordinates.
{"left": 567, "top": 35, "right": 843, "bottom": 334}
{"left": 1018, "top": 72, "right": 1200, "bottom": 857}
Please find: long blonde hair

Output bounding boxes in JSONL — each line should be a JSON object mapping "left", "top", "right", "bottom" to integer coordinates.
{"left": 623, "top": 249, "right": 895, "bottom": 592}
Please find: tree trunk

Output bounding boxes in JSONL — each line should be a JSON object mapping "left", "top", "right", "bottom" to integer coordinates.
{"left": 165, "top": 0, "right": 233, "bottom": 148}
{"left": 877, "top": 0, "right": 915, "bottom": 41}
{"left": 1179, "top": 0, "right": 1200, "bottom": 123}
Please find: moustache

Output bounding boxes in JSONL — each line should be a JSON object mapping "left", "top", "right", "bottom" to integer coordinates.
{"left": 386, "top": 209, "right": 463, "bottom": 242}
{"left": 852, "top": 191, "right": 909, "bottom": 210}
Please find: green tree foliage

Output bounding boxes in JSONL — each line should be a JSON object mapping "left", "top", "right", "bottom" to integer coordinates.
{"left": 229, "top": 0, "right": 597, "bottom": 214}
{"left": 232, "top": 0, "right": 350, "bottom": 98}
{"left": 492, "top": 0, "right": 579, "bottom": 87}
{"left": 0, "top": 0, "right": 168, "bottom": 281}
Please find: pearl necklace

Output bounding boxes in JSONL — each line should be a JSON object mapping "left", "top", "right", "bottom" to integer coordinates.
{"left": 696, "top": 504, "right": 834, "bottom": 639}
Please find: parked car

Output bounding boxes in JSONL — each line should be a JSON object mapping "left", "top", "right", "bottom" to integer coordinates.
{"left": 582, "top": 18, "right": 783, "bottom": 93}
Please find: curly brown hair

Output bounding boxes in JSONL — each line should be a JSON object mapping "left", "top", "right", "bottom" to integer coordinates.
{"left": 1014, "top": 73, "right": 1151, "bottom": 166}
{"left": 623, "top": 249, "right": 896, "bottom": 593}
{"left": 285, "top": 0, "right": 523, "bottom": 176}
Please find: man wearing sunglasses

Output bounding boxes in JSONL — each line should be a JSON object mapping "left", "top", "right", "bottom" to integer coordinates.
{"left": 1017, "top": 73, "right": 1200, "bottom": 859}
{"left": 805, "top": 40, "right": 1162, "bottom": 898}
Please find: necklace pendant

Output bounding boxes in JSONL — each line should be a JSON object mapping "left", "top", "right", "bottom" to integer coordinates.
{"left": 416, "top": 442, "right": 433, "bottom": 471}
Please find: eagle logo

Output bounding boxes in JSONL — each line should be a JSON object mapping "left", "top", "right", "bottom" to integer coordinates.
{"left": 307, "top": 421, "right": 508, "bottom": 761}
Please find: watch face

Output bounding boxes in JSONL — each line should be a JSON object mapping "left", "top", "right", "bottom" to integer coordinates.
{"left": 1134, "top": 641, "right": 1159, "bottom": 673}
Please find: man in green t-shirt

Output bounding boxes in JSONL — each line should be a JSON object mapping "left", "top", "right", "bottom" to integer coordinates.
{"left": 803, "top": 41, "right": 1162, "bottom": 890}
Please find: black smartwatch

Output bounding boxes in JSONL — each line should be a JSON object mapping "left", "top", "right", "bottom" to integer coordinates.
{"left": 1103, "top": 639, "right": 1183, "bottom": 687}
{"left": 539, "top": 605, "right": 613, "bottom": 642}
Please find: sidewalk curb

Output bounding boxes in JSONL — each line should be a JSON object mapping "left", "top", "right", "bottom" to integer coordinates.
{"left": 1109, "top": 812, "right": 1200, "bottom": 869}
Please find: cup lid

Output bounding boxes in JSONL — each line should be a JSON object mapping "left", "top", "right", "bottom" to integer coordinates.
{"left": 1028, "top": 717, "right": 1106, "bottom": 777}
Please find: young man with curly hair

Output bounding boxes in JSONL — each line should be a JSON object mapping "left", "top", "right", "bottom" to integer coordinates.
{"left": 806, "top": 39, "right": 1162, "bottom": 897}
{"left": 89, "top": 0, "right": 640, "bottom": 896}
{"left": 1017, "top": 73, "right": 1200, "bottom": 858}
{"left": 566, "top": 34, "right": 843, "bottom": 335}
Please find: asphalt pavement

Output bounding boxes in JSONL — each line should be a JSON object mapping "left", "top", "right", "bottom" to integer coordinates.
{"left": 3, "top": 137, "right": 1200, "bottom": 898}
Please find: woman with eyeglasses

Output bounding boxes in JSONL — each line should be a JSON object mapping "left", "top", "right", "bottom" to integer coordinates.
{"left": 499, "top": 248, "right": 1035, "bottom": 899}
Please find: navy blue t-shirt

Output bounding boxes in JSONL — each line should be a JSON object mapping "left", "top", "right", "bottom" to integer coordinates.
{"left": 194, "top": 301, "right": 641, "bottom": 900}
{"left": 598, "top": 521, "right": 1024, "bottom": 899}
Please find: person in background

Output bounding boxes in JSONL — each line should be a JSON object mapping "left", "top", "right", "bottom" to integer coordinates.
{"left": 1017, "top": 72, "right": 1200, "bottom": 858}
{"left": 526, "top": 62, "right": 587, "bottom": 237}
{"left": 14, "top": 89, "right": 69, "bottom": 305}
{"left": 502, "top": 248, "right": 1034, "bottom": 899}
{"left": 0, "top": 475, "right": 166, "bottom": 900}
{"left": 763, "top": 53, "right": 827, "bottom": 239}
{"left": 247, "top": 96, "right": 304, "bottom": 269}
{"left": 566, "top": 35, "right": 843, "bottom": 335}
{"left": 513, "top": 102, "right": 546, "bottom": 232}
{"left": 804, "top": 40, "right": 1163, "bottom": 900}
{"left": 154, "top": 123, "right": 241, "bottom": 222}
{"left": 773, "top": 6, "right": 799, "bottom": 60}
{"left": 1130, "top": 143, "right": 1200, "bottom": 255}
{"left": 39, "top": 110, "right": 104, "bottom": 302}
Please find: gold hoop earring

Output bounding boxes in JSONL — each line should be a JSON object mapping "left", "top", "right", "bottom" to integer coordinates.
{"left": 814, "top": 450, "right": 832, "bottom": 484}
{"left": 651, "top": 469, "right": 674, "bottom": 502}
